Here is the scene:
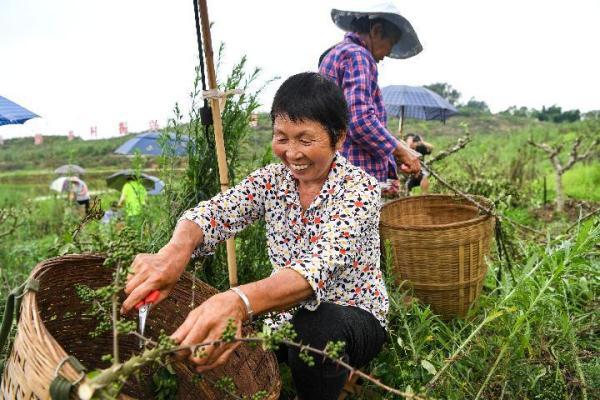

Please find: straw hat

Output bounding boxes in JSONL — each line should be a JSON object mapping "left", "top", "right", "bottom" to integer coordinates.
{"left": 331, "top": 1, "right": 422, "bottom": 59}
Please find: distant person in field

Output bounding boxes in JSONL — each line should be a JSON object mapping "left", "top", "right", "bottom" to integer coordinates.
{"left": 318, "top": 2, "right": 422, "bottom": 196}
{"left": 101, "top": 201, "right": 121, "bottom": 224}
{"left": 118, "top": 176, "right": 147, "bottom": 218}
{"left": 405, "top": 133, "right": 433, "bottom": 194}
{"left": 68, "top": 176, "right": 90, "bottom": 213}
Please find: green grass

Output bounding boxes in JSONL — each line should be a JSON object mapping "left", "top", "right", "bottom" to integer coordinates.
{"left": 1, "top": 113, "right": 599, "bottom": 399}
{"left": 562, "top": 162, "right": 600, "bottom": 201}
{"left": 0, "top": 135, "right": 132, "bottom": 171}
{"left": 371, "top": 222, "right": 600, "bottom": 399}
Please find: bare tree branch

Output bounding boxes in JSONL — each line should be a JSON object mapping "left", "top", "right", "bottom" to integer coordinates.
{"left": 528, "top": 137, "right": 597, "bottom": 212}
{"left": 564, "top": 138, "right": 599, "bottom": 172}
{"left": 0, "top": 208, "right": 25, "bottom": 239}
{"left": 563, "top": 137, "right": 583, "bottom": 172}
{"left": 528, "top": 140, "right": 562, "bottom": 159}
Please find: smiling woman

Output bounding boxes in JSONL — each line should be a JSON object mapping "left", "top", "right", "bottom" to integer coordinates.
{"left": 270, "top": 72, "right": 348, "bottom": 207}
{"left": 122, "top": 72, "right": 388, "bottom": 400}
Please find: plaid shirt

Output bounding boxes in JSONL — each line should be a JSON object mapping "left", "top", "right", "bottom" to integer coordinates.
{"left": 319, "top": 32, "right": 399, "bottom": 182}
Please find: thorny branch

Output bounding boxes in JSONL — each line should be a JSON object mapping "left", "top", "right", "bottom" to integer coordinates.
{"left": 79, "top": 330, "right": 427, "bottom": 400}
{"left": 112, "top": 264, "right": 121, "bottom": 365}
{"left": 428, "top": 134, "right": 472, "bottom": 164}
{"left": 168, "top": 337, "right": 424, "bottom": 399}
{"left": 170, "top": 337, "right": 427, "bottom": 400}
{"left": 71, "top": 198, "right": 104, "bottom": 240}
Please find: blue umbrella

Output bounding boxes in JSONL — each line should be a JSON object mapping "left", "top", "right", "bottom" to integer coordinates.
{"left": 147, "top": 175, "right": 165, "bottom": 196}
{"left": 0, "top": 95, "right": 40, "bottom": 126}
{"left": 114, "top": 131, "right": 188, "bottom": 156}
{"left": 382, "top": 85, "right": 458, "bottom": 135}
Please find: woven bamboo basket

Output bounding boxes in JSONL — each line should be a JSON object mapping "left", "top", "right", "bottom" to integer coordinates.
{"left": 380, "top": 195, "right": 495, "bottom": 319}
{"left": 0, "top": 254, "right": 280, "bottom": 399}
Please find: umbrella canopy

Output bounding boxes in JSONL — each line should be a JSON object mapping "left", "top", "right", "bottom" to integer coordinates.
{"left": 55, "top": 164, "right": 85, "bottom": 175}
{"left": 382, "top": 85, "right": 459, "bottom": 122}
{"left": 114, "top": 131, "right": 188, "bottom": 156}
{"left": 50, "top": 176, "right": 84, "bottom": 193}
{"left": 147, "top": 176, "right": 165, "bottom": 196}
{"left": 106, "top": 170, "right": 158, "bottom": 192}
{"left": 0, "top": 95, "right": 40, "bottom": 126}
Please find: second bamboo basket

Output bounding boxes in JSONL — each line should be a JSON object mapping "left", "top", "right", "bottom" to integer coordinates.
{"left": 380, "top": 195, "right": 495, "bottom": 319}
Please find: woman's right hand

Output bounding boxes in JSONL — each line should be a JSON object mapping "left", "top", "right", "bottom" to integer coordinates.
{"left": 120, "top": 246, "right": 188, "bottom": 314}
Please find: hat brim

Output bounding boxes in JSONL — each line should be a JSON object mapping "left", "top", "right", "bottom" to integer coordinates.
{"left": 331, "top": 9, "right": 423, "bottom": 59}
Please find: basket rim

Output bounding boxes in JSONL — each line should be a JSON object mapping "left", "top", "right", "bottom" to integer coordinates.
{"left": 380, "top": 194, "right": 494, "bottom": 231}
{"left": 31, "top": 253, "right": 106, "bottom": 280}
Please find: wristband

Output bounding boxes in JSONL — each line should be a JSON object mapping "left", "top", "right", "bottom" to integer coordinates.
{"left": 229, "top": 286, "right": 253, "bottom": 322}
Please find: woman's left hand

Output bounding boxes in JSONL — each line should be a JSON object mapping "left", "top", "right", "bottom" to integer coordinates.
{"left": 171, "top": 290, "right": 246, "bottom": 372}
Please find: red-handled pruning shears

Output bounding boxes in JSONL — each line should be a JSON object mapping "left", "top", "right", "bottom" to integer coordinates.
{"left": 136, "top": 290, "right": 160, "bottom": 348}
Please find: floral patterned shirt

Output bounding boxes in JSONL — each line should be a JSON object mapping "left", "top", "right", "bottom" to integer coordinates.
{"left": 180, "top": 154, "right": 389, "bottom": 328}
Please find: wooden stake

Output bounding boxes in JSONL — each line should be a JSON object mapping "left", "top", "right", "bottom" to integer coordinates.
{"left": 197, "top": 0, "right": 238, "bottom": 287}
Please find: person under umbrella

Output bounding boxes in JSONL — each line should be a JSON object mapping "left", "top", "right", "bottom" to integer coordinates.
{"left": 49, "top": 176, "right": 88, "bottom": 210}
{"left": 319, "top": 1, "right": 422, "bottom": 196}
{"left": 117, "top": 175, "right": 148, "bottom": 219}
{"left": 67, "top": 176, "right": 90, "bottom": 214}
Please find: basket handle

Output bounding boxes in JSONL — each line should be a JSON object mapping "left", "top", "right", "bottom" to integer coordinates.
{"left": 0, "top": 279, "right": 39, "bottom": 358}
{"left": 50, "top": 355, "right": 87, "bottom": 400}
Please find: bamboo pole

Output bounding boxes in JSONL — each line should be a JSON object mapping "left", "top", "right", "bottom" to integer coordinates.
{"left": 398, "top": 106, "right": 405, "bottom": 137}
{"left": 197, "top": 0, "right": 238, "bottom": 287}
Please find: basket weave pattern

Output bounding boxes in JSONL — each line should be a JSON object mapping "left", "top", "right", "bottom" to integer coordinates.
{"left": 380, "top": 195, "right": 495, "bottom": 319}
{"left": 1, "top": 254, "right": 280, "bottom": 399}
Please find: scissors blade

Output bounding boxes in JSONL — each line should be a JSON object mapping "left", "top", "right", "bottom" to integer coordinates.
{"left": 138, "top": 304, "right": 149, "bottom": 348}
{"left": 135, "top": 290, "right": 159, "bottom": 349}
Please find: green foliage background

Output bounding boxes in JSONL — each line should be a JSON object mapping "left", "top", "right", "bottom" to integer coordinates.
{"left": 0, "top": 61, "right": 598, "bottom": 399}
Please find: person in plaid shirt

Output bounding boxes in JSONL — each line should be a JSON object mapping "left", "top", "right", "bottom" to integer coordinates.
{"left": 319, "top": 3, "right": 423, "bottom": 193}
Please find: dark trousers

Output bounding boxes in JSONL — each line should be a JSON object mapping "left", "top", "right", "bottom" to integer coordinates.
{"left": 276, "top": 303, "right": 386, "bottom": 400}
{"left": 77, "top": 199, "right": 90, "bottom": 214}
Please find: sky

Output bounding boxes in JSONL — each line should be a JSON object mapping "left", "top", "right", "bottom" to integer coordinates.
{"left": 1, "top": 0, "right": 599, "bottom": 140}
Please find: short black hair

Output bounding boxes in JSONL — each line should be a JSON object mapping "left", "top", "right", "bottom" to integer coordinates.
{"left": 350, "top": 16, "right": 402, "bottom": 41}
{"left": 271, "top": 72, "right": 348, "bottom": 148}
{"left": 406, "top": 133, "right": 422, "bottom": 142}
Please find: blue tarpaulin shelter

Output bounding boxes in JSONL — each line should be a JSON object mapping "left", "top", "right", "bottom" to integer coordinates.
{"left": 0, "top": 95, "right": 40, "bottom": 126}
{"left": 114, "top": 131, "right": 188, "bottom": 156}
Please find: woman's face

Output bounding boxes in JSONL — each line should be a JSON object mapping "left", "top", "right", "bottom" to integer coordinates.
{"left": 369, "top": 23, "right": 401, "bottom": 62}
{"left": 272, "top": 115, "right": 344, "bottom": 187}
